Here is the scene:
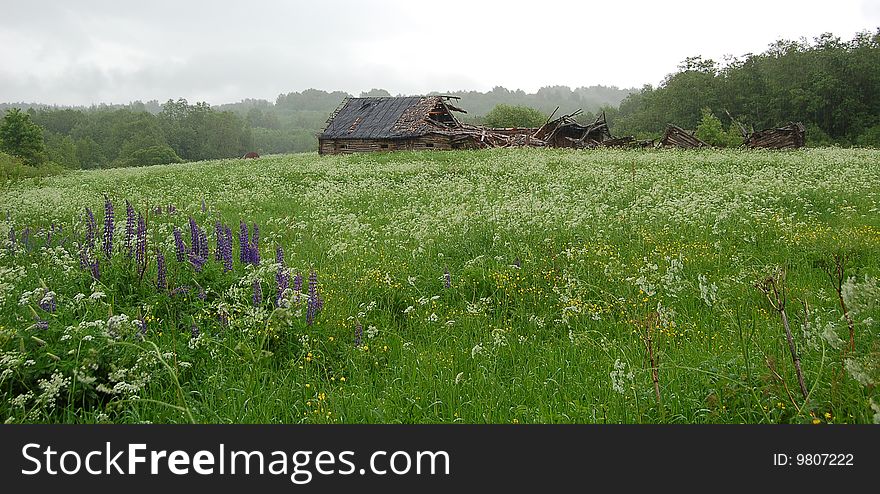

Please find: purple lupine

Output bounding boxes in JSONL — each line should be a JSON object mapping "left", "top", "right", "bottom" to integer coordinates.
{"left": 252, "top": 279, "right": 263, "bottom": 307}
{"left": 90, "top": 258, "right": 100, "bottom": 280}
{"left": 22, "top": 227, "right": 31, "bottom": 251}
{"left": 173, "top": 227, "right": 187, "bottom": 262}
{"left": 250, "top": 223, "right": 260, "bottom": 265}
{"left": 135, "top": 213, "right": 146, "bottom": 273}
{"left": 39, "top": 291, "right": 56, "bottom": 313}
{"left": 201, "top": 199, "right": 207, "bottom": 213}
{"left": 134, "top": 317, "right": 147, "bottom": 339}
{"left": 170, "top": 286, "right": 190, "bottom": 297}
{"left": 443, "top": 267, "right": 451, "bottom": 289}
{"left": 78, "top": 248, "right": 89, "bottom": 270}
{"left": 275, "top": 244, "right": 284, "bottom": 267}
{"left": 222, "top": 226, "right": 233, "bottom": 272}
{"left": 84, "top": 207, "right": 96, "bottom": 251}
{"left": 354, "top": 322, "right": 363, "bottom": 347}
{"left": 190, "top": 322, "right": 200, "bottom": 339}
{"left": 198, "top": 228, "right": 209, "bottom": 260}
{"left": 238, "top": 221, "right": 249, "bottom": 263}
{"left": 275, "top": 270, "right": 289, "bottom": 307}
{"left": 35, "top": 319, "right": 49, "bottom": 331}
{"left": 102, "top": 195, "right": 114, "bottom": 258}
{"left": 306, "top": 270, "right": 318, "bottom": 325}
{"left": 156, "top": 250, "right": 167, "bottom": 290}
{"left": 197, "top": 287, "right": 207, "bottom": 301}
{"left": 214, "top": 222, "right": 224, "bottom": 261}
{"left": 218, "top": 310, "right": 229, "bottom": 328}
{"left": 125, "top": 200, "right": 136, "bottom": 257}
{"left": 189, "top": 251, "right": 207, "bottom": 272}
{"left": 7, "top": 227, "right": 14, "bottom": 252}
{"left": 292, "top": 272, "right": 303, "bottom": 303}
{"left": 46, "top": 224, "right": 53, "bottom": 246}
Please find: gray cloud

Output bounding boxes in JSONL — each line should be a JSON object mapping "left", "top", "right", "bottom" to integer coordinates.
{"left": 1, "top": 0, "right": 876, "bottom": 105}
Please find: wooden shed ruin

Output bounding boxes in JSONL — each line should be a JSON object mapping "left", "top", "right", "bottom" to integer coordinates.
{"left": 658, "top": 124, "right": 707, "bottom": 148}
{"left": 532, "top": 110, "right": 614, "bottom": 148}
{"left": 318, "top": 96, "right": 469, "bottom": 155}
{"left": 317, "top": 96, "right": 636, "bottom": 154}
{"left": 745, "top": 122, "right": 806, "bottom": 149}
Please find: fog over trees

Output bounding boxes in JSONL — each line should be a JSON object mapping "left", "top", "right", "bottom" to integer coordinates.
{"left": 1, "top": 28, "right": 878, "bottom": 170}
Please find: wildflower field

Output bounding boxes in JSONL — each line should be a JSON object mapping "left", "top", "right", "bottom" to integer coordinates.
{"left": 1, "top": 147, "right": 879, "bottom": 424}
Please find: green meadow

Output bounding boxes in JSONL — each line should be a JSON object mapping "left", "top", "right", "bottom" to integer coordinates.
{"left": 1, "top": 147, "right": 878, "bottom": 424}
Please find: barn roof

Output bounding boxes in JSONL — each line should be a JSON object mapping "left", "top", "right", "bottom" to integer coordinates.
{"left": 319, "top": 96, "right": 462, "bottom": 139}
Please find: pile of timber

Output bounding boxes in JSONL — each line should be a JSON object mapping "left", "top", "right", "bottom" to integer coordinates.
{"left": 600, "top": 136, "right": 636, "bottom": 148}
{"left": 447, "top": 125, "right": 547, "bottom": 149}
{"left": 658, "top": 124, "right": 707, "bottom": 148}
{"left": 745, "top": 122, "right": 805, "bottom": 149}
{"left": 532, "top": 110, "right": 613, "bottom": 149}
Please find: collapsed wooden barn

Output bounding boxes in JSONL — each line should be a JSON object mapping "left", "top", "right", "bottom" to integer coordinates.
{"left": 318, "top": 96, "right": 632, "bottom": 154}
{"left": 532, "top": 110, "right": 614, "bottom": 148}
{"left": 745, "top": 122, "right": 806, "bottom": 149}
{"left": 658, "top": 124, "right": 707, "bottom": 148}
{"left": 317, "top": 96, "right": 468, "bottom": 155}
{"left": 318, "top": 96, "right": 560, "bottom": 154}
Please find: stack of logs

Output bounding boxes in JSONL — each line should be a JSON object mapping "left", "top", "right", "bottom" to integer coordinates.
{"left": 656, "top": 121, "right": 807, "bottom": 150}
{"left": 744, "top": 122, "right": 806, "bottom": 149}
{"left": 658, "top": 124, "right": 707, "bottom": 148}
{"left": 448, "top": 125, "right": 547, "bottom": 148}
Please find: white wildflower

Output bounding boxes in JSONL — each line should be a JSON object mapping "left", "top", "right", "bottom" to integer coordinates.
{"left": 610, "top": 359, "right": 634, "bottom": 395}
{"left": 698, "top": 274, "right": 718, "bottom": 306}
{"left": 366, "top": 325, "right": 378, "bottom": 338}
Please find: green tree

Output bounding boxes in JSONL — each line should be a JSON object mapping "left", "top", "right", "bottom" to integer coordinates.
{"left": 483, "top": 104, "right": 547, "bottom": 128}
{"left": 615, "top": 29, "right": 880, "bottom": 146}
{"left": 0, "top": 108, "right": 46, "bottom": 165}
{"left": 116, "top": 145, "right": 182, "bottom": 167}
{"left": 695, "top": 108, "right": 727, "bottom": 146}
{"left": 46, "top": 134, "right": 79, "bottom": 168}
{"left": 75, "top": 137, "right": 105, "bottom": 169}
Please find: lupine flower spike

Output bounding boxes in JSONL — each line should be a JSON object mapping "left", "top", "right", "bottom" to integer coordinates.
{"left": 102, "top": 195, "right": 114, "bottom": 258}
{"left": 85, "top": 207, "right": 96, "bottom": 251}
{"left": 156, "top": 250, "right": 167, "bottom": 290}
{"left": 39, "top": 291, "right": 56, "bottom": 313}
{"left": 306, "top": 270, "right": 319, "bottom": 325}
{"left": 250, "top": 223, "right": 260, "bottom": 265}
{"left": 253, "top": 279, "right": 263, "bottom": 307}
{"left": 173, "top": 227, "right": 187, "bottom": 262}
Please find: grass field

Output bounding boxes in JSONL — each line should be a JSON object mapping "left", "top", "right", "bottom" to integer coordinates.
{"left": 1, "top": 147, "right": 879, "bottom": 424}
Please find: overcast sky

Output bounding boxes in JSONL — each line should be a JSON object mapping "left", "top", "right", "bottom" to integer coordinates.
{"left": 2, "top": 0, "right": 878, "bottom": 106}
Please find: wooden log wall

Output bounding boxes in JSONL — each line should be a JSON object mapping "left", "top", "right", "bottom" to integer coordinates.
{"left": 659, "top": 124, "right": 707, "bottom": 148}
{"left": 318, "top": 135, "right": 453, "bottom": 155}
{"left": 745, "top": 123, "right": 806, "bottom": 149}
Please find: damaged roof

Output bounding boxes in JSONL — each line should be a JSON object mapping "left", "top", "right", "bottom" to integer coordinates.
{"left": 319, "top": 96, "right": 461, "bottom": 139}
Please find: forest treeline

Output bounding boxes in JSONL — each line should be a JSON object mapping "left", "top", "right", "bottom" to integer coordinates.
{"left": 1, "top": 28, "right": 878, "bottom": 171}
{"left": 612, "top": 29, "right": 880, "bottom": 146}
{"left": 0, "top": 85, "right": 631, "bottom": 169}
